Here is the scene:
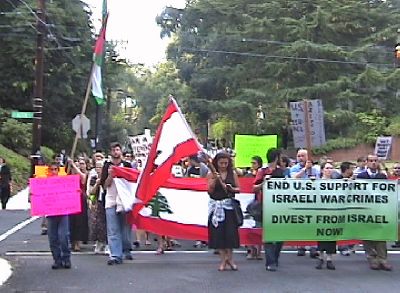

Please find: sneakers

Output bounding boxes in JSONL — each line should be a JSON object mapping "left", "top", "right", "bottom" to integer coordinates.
{"left": 315, "top": 259, "right": 323, "bottom": 270}
{"left": 380, "top": 263, "right": 393, "bottom": 271}
{"left": 51, "top": 260, "right": 71, "bottom": 269}
{"left": 94, "top": 242, "right": 104, "bottom": 254}
{"left": 51, "top": 262, "right": 63, "bottom": 270}
{"left": 63, "top": 260, "right": 71, "bottom": 269}
{"left": 125, "top": 254, "right": 133, "bottom": 260}
{"left": 369, "top": 263, "right": 380, "bottom": 270}
{"left": 309, "top": 247, "right": 319, "bottom": 259}
{"left": 107, "top": 258, "right": 123, "bottom": 265}
{"left": 326, "top": 260, "right": 335, "bottom": 270}
{"left": 266, "top": 265, "right": 277, "bottom": 272}
{"left": 340, "top": 249, "right": 351, "bottom": 256}
{"left": 297, "top": 248, "right": 306, "bottom": 256}
{"left": 104, "top": 245, "right": 110, "bottom": 255}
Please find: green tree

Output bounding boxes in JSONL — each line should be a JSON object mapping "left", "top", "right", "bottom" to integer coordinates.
{"left": 159, "top": 0, "right": 400, "bottom": 145}
{"left": 0, "top": 0, "right": 94, "bottom": 151}
{"left": 0, "top": 118, "right": 32, "bottom": 155}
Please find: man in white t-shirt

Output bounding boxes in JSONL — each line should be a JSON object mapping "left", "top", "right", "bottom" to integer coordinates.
{"left": 101, "top": 142, "right": 133, "bottom": 265}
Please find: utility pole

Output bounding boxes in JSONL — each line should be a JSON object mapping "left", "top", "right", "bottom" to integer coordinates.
{"left": 31, "top": 0, "right": 45, "bottom": 175}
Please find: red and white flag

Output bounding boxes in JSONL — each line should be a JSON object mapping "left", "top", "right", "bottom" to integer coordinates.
{"left": 134, "top": 96, "right": 202, "bottom": 206}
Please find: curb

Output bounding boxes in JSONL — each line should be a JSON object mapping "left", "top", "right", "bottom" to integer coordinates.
{"left": 0, "top": 258, "right": 12, "bottom": 286}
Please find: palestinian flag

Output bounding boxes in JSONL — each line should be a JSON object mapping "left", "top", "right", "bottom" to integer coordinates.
{"left": 91, "top": 2, "right": 108, "bottom": 105}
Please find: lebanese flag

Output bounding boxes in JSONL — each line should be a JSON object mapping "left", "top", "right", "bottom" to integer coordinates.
{"left": 112, "top": 167, "right": 262, "bottom": 245}
{"left": 134, "top": 97, "right": 203, "bottom": 207}
{"left": 112, "top": 168, "right": 359, "bottom": 246}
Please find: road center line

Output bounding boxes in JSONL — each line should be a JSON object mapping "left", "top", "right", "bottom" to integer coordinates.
{"left": 0, "top": 216, "right": 39, "bottom": 243}
{"left": 5, "top": 250, "right": 400, "bottom": 256}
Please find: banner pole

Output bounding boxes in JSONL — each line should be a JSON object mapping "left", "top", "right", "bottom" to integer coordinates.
{"left": 303, "top": 99, "right": 312, "bottom": 159}
{"left": 69, "top": 63, "right": 95, "bottom": 161}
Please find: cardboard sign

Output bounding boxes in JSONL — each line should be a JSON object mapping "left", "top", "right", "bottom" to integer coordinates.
{"left": 128, "top": 129, "right": 153, "bottom": 170}
{"left": 290, "top": 99, "right": 326, "bottom": 148}
{"left": 29, "top": 175, "right": 81, "bottom": 216}
{"left": 34, "top": 166, "right": 67, "bottom": 178}
{"left": 234, "top": 135, "right": 277, "bottom": 167}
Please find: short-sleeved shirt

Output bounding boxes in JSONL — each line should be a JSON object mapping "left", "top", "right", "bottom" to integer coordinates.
{"left": 289, "top": 163, "right": 320, "bottom": 179}
{"left": 253, "top": 167, "right": 285, "bottom": 202}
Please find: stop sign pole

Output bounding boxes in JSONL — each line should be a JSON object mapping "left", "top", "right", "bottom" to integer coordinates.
{"left": 69, "top": 65, "right": 96, "bottom": 160}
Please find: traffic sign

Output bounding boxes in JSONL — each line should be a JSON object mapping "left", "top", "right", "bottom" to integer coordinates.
{"left": 11, "top": 111, "right": 34, "bottom": 119}
{"left": 72, "top": 114, "right": 90, "bottom": 139}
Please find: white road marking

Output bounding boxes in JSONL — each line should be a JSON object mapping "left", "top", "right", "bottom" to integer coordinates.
{"left": 5, "top": 250, "right": 400, "bottom": 256}
{"left": 0, "top": 258, "right": 12, "bottom": 286}
{"left": 0, "top": 216, "right": 39, "bottom": 243}
{"left": 0, "top": 216, "right": 39, "bottom": 286}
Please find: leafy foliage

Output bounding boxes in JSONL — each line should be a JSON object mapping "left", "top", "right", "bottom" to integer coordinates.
{"left": 158, "top": 0, "right": 400, "bottom": 146}
{"left": 0, "top": 118, "right": 32, "bottom": 156}
{"left": 0, "top": 0, "right": 94, "bottom": 152}
{"left": 0, "top": 144, "right": 30, "bottom": 193}
{"left": 313, "top": 137, "right": 360, "bottom": 155}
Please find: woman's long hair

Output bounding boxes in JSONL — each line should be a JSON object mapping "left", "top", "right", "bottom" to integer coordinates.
{"left": 212, "top": 152, "right": 233, "bottom": 173}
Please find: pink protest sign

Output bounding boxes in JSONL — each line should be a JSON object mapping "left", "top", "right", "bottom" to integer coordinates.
{"left": 29, "top": 175, "right": 81, "bottom": 216}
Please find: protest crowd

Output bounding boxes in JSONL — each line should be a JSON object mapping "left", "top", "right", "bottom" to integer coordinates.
{"left": 28, "top": 140, "right": 400, "bottom": 273}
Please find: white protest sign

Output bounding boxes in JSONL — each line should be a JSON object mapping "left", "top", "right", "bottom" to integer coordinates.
{"left": 290, "top": 99, "right": 326, "bottom": 148}
{"left": 128, "top": 129, "right": 153, "bottom": 169}
{"left": 374, "top": 136, "right": 392, "bottom": 160}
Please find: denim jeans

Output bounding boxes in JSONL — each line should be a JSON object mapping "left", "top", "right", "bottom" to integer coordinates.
{"left": 264, "top": 242, "right": 283, "bottom": 267}
{"left": 106, "top": 207, "right": 132, "bottom": 260}
{"left": 47, "top": 215, "right": 70, "bottom": 264}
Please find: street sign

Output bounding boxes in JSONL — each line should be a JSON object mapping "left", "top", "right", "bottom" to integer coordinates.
{"left": 11, "top": 111, "right": 34, "bottom": 119}
{"left": 72, "top": 114, "right": 90, "bottom": 139}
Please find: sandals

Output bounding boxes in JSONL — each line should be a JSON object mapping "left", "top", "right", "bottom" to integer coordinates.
{"left": 226, "top": 261, "right": 238, "bottom": 271}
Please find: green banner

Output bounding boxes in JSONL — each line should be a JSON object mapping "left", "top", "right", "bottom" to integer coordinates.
{"left": 234, "top": 134, "right": 277, "bottom": 168}
{"left": 263, "top": 179, "right": 398, "bottom": 241}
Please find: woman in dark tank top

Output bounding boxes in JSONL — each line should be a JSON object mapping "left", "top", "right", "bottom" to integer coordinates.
{"left": 207, "top": 152, "right": 240, "bottom": 271}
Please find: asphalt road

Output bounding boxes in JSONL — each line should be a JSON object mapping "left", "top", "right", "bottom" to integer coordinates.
{"left": 1, "top": 210, "right": 400, "bottom": 293}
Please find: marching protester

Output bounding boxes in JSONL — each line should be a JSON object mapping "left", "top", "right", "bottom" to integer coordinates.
{"left": 290, "top": 149, "right": 320, "bottom": 257}
{"left": 245, "top": 155, "right": 263, "bottom": 259}
{"left": 45, "top": 162, "right": 71, "bottom": 269}
{"left": 207, "top": 152, "right": 240, "bottom": 271}
{"left": 100, "top": 142, "right": 133, "bottom": 265}
{"left": 353, "top": 156, "right": 367, "bottom": 177}
{"left": 186, "top": 155, "right": 209, "bottom": 248}
{"left": 87, "top": 159, "right": 108, "bottom": 254}
{"left": 253, "top": 148, "right": 285, "bottom": 271}
{"left": 124, "top": 152, "right": 138, "bottom": 169}
{"left": 0, "top": 157, "right": 12, "bottom": 210}
{"left": 244, "top": 156, "right": 263, "bottom": 178}
{"left": 388, "top": 162, "right": 400, "bottom": 248}
{"left": 336, "top": 162, "right": 357, "bottom": 255}
{"left": 357, "top": 154, "right": 392, "bottom": 271}
{"left": 315, "top": 161, "right": 336, "bottom": 270}
{"left": 186, "top": 155, "right": 209, "bottom": 178}
{"left": 67, "top": 158, "right": 90, "bottom": 252}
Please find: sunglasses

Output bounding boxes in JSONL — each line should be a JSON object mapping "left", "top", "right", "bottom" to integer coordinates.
{"left": 49, "top": 167, "right": 59, "bottom": 171}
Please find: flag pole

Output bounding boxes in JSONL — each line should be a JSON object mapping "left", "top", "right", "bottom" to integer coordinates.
{"left": 69, "top": 63, "right": 95, "bottom": 160}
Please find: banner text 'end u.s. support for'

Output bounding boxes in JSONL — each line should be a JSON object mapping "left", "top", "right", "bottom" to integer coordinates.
{"left": 262, "top": 179, "right": 398, "bottom": 242}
